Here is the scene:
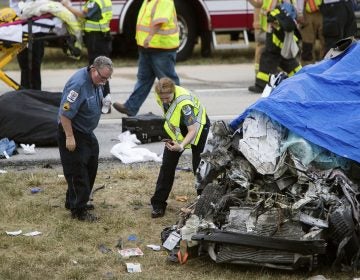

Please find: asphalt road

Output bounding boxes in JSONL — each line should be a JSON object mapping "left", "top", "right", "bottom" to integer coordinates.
{"left": 0, "top": 63, "right": 261, "bottom": 167}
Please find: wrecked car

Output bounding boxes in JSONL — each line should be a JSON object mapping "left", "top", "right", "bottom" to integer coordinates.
{"left": 162, "top": 38, "right": 360, "bottom": 271}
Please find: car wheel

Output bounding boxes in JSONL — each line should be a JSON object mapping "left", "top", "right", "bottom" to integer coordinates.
{"left": 175, "top": 0, "right": 197, "bottom": 61}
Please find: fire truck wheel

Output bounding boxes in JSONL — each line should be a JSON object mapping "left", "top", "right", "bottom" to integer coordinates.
{"left": 175, "top": 0, "right": 196, "bottom": 61}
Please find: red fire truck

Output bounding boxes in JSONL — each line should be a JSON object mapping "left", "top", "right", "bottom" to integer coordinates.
{"left": 72, "top": 0, "right": 254, "bottom": 61}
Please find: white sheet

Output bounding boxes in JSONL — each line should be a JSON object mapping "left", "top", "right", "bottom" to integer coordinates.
{"left": 0, "top": 17, "right": 65, "bottom": 43}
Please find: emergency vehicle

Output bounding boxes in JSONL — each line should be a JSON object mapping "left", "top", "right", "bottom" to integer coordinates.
{"left": 72, "top": 0, "right": 255, "bottom": 61}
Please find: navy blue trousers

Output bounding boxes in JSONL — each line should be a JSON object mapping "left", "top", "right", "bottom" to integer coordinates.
{"left": 151, "top": 118, "right": 210, "bottom": 211}
{"left": 58, "top": 126, "right": 99, "bottom": 214}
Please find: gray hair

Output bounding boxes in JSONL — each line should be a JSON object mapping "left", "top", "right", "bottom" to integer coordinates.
{"left": 93, "top": 56, "right": 113, "bottom": 73}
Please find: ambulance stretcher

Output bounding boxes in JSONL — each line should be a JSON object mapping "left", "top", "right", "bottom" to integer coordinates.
{"left": 0, "top": 15, "right": 80, "bottom": 90}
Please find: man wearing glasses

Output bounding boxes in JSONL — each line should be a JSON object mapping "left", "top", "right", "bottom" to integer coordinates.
{"left": 57, "top": 56, "right": 113, "bottom": 222}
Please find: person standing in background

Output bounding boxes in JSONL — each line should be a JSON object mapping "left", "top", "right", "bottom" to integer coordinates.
{"left": 248, "top": 3, "right": 302, "bottom": 93}
{"left": 248, "top": 0, "right": 288, "bottom": 93}
{"left": 320, "top": 0, "right": 356, "bottom": 54}
{"left": 112, "top": 0, "right": 180, "bottom": 117}
{"left": 9, "top": 0, "right": 45, "bottom": 90}
{"left": 61, "top": 0, "right": 113, "bottom": 114}
{"left": 248, "top": 0, "right": 264, "bottom": 75}
{"left": 297, "top": 0, "right": 325, "bottom": 65}
{"left": 58, "top": 56, "right": 113, "bottom": 222}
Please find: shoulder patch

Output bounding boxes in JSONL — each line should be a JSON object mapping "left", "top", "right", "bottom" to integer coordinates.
{"left": 87, "top": 2, "right": 95, "bottom": 8}
{"left": 66, "top": 90, "right": 79, "bottom": 103}
{"left": 182, "top": 105, "right": 192, "bottom": 116}
{"left": 63, "top": 101, "right": 71, "bottom": 111}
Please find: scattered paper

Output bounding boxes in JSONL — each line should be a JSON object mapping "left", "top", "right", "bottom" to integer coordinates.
{"left": 57, "top": 174, "right": 64, "bottom": 178}
{"left": 20, "top": 144, "right": 36, "bottom": 155}
{"left": 118, "top": 248, "right": 144, "bottom": 258}
{"left": 146, "top": 244, "right": 161, "bottom": 251}
{"left": 111, "top": 132, "right": 162, "bottom": 164}
{"left": 6, "top": 230, "right": 22, "bottom": 236}
{"left": 126, "top": 263, "right": 141, "bottom": 273}
{"left": 23, "top": 231, "right": 42, "bottom": 237}
{"left": 163, "top": 231, "right": 181, "bottom": 250}
{"left": 0, "top": 169, "right": 7, "bottom": 174}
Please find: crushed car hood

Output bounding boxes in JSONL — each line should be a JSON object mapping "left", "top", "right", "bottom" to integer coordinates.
{"left": 230, "top": 41, "right": 360, "bottom": 163}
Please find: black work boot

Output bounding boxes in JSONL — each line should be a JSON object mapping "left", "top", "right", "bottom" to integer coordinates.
{"left": 248, "top": 84, "right": 264, "bottom": 93}
{"left": 72, "top": 210, "right": 98, "bottom": 222}
{"left": 151, "top": 208, "right": 165, "bottom": 218}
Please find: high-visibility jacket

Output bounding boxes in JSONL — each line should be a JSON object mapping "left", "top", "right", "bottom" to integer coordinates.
{"left": 260, "top": 0, "right": 280, "bottom": 32}
{"left": 156, "top": 86, "right": 207, "bottom": 147}
{"left": 136, "top": 0, "right": 179, "bottom": 49}
{"left": 305, "top": 0, "right": 322, "bottom": 13}
{"left": 83, "top": 0, "right": 112, "bottom": 32}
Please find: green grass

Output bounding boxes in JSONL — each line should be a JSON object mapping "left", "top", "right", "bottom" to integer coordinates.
{"left": 0, "top": 162, "right": 357, "bottom": 280}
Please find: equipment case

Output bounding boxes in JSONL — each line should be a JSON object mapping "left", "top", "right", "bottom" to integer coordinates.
{"left": 122, "top": 112, "right": 167, "bottom": 144}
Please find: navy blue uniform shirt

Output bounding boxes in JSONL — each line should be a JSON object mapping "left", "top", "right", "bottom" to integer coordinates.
{"left": 58, "top": 67, "right": 103, "bottom": 134}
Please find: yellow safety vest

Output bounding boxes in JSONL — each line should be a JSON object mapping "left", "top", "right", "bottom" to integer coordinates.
{"left": 305, "top": 0, "right": 322, "bottom": 13}
{"left": 83, "top": 0, "right": 112, "bottom": 32}
{"left": 156, "top": 86, "right": 207, "bottom": 147}
{"left": 136, "top": 0, "right": 179, "bottom": 49}
{"left": 260, "top": 0, "right": 280, "bottom": 32}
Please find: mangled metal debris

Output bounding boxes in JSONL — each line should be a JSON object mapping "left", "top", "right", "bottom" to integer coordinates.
{"left": 162, "top": 113, "right": 360, "bottom": 271}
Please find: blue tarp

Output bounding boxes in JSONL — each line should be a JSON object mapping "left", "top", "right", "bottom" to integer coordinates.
{"left": 230, "top": 41, "right": 360, "bottom": 163}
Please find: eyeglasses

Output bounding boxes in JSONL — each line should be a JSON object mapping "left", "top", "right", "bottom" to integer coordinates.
{"left": 95, "top": 68, "right": 111, "bottom": 82}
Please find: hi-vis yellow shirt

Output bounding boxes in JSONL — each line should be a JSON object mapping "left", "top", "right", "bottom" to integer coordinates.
{"left": 156, "top": 86, "right": 207, "bottom": 146}
{"left": 83, "top": 0, "right": 112, "bottom": 32}
{"left": 136, "top": 0, "right": 179, "bottom": 49}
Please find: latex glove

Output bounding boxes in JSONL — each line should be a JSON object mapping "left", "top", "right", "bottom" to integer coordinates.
{"left": 20, "top": 144, "right": 36, "bottom": 154}
{"left": 165, "top": 140, "right": 184, "bottom": 152}
{"left": 66, "top": 135, "right": 76, "bottom": 151}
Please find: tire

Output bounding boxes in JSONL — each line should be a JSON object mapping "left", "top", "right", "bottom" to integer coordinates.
{"left": 175, "top": 0, "right": 197, "bottom": 61}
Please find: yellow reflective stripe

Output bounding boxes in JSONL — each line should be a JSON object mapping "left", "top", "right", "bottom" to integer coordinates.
{"left": 272, "top": 33, "right": 283, "bottom": 48}
{"left": 165, "top": 94, "right": 197, "bottom": 119}
{"left": 83, "top": 0, "right": 112, "bottom": 32}
{"left": 191, "top": 105, "right": 204, "bottom": 145}
{"left": 305, "top": 0, "right": 322, "bottom": 13}
{"left": 257, "top": 71, "right": 270, "bottom": 82}
{"left": 84, "top": 22, "right": 109, "bottom": 30}
{"left": 288, "top": 65, "right": 302, "bottom": 76}
{"left": 151, "top": 0, "right": 159, "bottom": 19}
{"left": 153, "top": 17, "right": 168, "bottom": 25}
{"left": 270, "top": 8, "right": 280, "bottom": 16}
{"left": 136, "top": 0, "right": 179, "bottom": 48}
{"left": 137, "top": 25, "right": 179, "bottom": 35}
{"left": 165, "top": 102, "right": 204, "bottom": 145}
{"left": 102, "top": 6, "right": 112, "bottom": 13}
{"left": 159, "top": 87, "right": 206, "bottom": 146}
